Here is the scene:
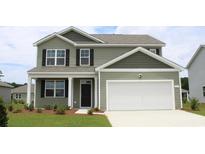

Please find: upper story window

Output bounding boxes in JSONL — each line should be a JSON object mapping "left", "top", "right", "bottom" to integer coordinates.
{"left": 80, "top": 49, "right": 90, "bottom": 66}
{"left": 46, "top": 49, "right": 66, "bottom": 66}
{"left": 203, "top": 86, "right": 205, "bottom": 97}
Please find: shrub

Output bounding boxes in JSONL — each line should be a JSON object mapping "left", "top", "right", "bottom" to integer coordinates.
{"left": 66, "top": 106, "right": 71, "bottom": 110}
{"left": 24, "top": 104, "right": 29, "bottom": 110}
{"left": 0, "top": 96, "right": 4, "bottom": 104}
{"left": 182, "top": 98, "right": 187, "bottom": 104}
{"left": 0, "top": 102, "right": 8, "bottom": 126}
{"left": 87, "top": 109, "right": 94, "bottom": 115}
{"left": 44, "top": 105, "right": 52, "bottom": 110}
{"left": 8, "top": 104, "right": 13, "bottom": 112}
{"left": 93, "top": 107, "right": 100, "bottom": 112}
{"left": 53, "top": 104, "right": 58, "bottom": 111}
{"left": 36, "top": 108, "right": 42, "bottom": 113}
{"left": 18, "top": 100, "right": 25, "bottom": 104}
{"left": 12, "top": 109, "right": 22, "bottom": 113}
{"left": 28, "top": 104, "right": 34, "bottom": 111}
{"left": 56, "top": 106, "right": 66, "bottom": 115}
{"left": 190, "top": 98, "right": 200, "bottom": 111}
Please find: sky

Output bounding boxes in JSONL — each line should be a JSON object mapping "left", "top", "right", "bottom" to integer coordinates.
{"left": 0, "top": 26, "right": 204, "bottom": 84}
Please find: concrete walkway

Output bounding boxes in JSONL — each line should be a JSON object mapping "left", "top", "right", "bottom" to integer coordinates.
{"left": 105, "top": 110, "right": 205, "bottom": 127}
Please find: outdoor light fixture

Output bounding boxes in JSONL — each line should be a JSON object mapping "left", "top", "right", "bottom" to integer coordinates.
{"left": 138, "top": 74, "right": 143, "bottom": 79}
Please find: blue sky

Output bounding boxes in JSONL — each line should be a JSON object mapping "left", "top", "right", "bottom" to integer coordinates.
{"left": 0, "top": 26, "right": 204, "bottom": 84}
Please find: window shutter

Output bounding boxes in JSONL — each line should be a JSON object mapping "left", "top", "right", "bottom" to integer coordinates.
{"left": 41, "top": 80, "right": 45, "bottom": 98}
{"left": 76, "top": 49, "right": 80, "bottom": 66}
{"left": 66, "top": 49, "right": 70, "bottom": 66}
{"left": 65, "top": 79, "right": 68, "bottom": 97}
{"left": 90, "top": 49, "right": 94, "bottom": 66}
{"left": 42, "top": 49, "right": 46, "bottom": 66}
{"left": 156, "top": 49, "right": 160, "bottom": 55}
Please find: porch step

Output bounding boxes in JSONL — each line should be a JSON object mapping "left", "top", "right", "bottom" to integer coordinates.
{"left": 75, "top": 109, "right": 89, "bottom": 114}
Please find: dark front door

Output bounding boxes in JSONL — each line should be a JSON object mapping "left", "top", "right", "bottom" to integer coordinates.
{"left": 81, "top": 84, "right": 91, "bottom": 107}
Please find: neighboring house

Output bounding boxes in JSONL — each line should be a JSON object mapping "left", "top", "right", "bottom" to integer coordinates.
{"left": 11, "top": 84, "right": 34, "bottom": 103}
{"left": 182, "top": 89, "right": 189, "bottom": 101}
{"left": 0, "top": 81, "right": 13, "bottom": 103}
{"left": 27, "top": 26, "right": 183, "bottom": 111}
{"left": 187, "top": 45, "right": 205, "bottom": 103}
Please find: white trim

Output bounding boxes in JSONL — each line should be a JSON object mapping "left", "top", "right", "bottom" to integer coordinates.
{"left": 95, "top": 47, "right": 184, "bottom": 71}
{"left": 68, "top": 77, "right": 72, "bottom": 107}
{"left": 76, "top": 43, "right": 165, "bottom": 47}
{"left": 149, "top": 48, "right": 157, "bottom": 54}
{"left": 80, "top": 48, "right": 90, "bottom": 66}
{"left": 34, "top": 79, "right": 36, "bottom": 108}
{"left": 33, "top": 33, "right": 77, "bottom": 46}
{"left": 106, "top": 80, "right": 175, "bottom": 111}
{"left": 44, "top": 80, "right": 65, "bottom": 98}
{"left": 94, "top": 77, "right": 98, "bottom": 108}
{"left": 58, "top": 26, "right": 105, "bottom": 43}
{"left": 187, "top": 45, "right": 205, "bottom": 68}
{"left": 98, "top": 71, "right": 101, "bottom": 109}
{"left": 46, "top": 49, "right": 66, "bottom": 66}
{"left": 79, "top": 79, "right": 93, "bottom": 108}
{"left": 174, "top": 85, "right": 180, "bottom": 88}
{"left": 26, "top": 76, "right": 32, "bottom": 105}
{"left": 178, "top": 74, "right": 183, "bottom": 109}
{"left": 100, "top": 68, "right": 179, "bottom": 72}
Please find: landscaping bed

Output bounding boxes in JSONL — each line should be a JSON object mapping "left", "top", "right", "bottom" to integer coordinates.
{"left": 183, "top": 102, "right": 205, "bottom": 116}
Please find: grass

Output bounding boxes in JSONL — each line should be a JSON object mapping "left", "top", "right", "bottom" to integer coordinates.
{"left": 183, "top": 103, "right": 205, "bottom": 116}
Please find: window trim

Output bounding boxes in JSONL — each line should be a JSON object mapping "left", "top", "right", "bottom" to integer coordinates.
{"left": 46, "top": 49, "right": 66, "bottom": 66}
{"left": 149, "top": 48, "right": 157, "bottom": 54}
{"left": 80, "top": 48, "right": 90, "bottom": 66}
{"left": 45, "top": 80, "right": 65, "bottom": 98}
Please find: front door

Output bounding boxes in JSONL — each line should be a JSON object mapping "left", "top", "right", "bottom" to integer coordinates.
{"left": 80, "top": 80, "right": 92, "bottom": 108}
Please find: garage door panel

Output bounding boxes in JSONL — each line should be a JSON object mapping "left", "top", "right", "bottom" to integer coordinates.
{"left": 107, "top": 81, "right": 174, "bottom": 110}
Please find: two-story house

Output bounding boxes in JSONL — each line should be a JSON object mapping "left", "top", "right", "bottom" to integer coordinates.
{"left": 187, "top": 45, "right": 205, "bottom": 103}
{"left": 27, "top": 26, "right": 183, "bottom": 111}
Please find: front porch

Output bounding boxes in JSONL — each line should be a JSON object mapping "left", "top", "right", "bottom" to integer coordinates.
{"left": 27, "top": 73, "right": 98, "bottom": 109}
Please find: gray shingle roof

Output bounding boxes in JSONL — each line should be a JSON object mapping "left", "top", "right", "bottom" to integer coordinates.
{"left": 91, "top": 34, "right": 165, "bottom": 45}
{"left": 0, "top": 81, "right": 13, "bottom": 88}
{"left": 11, "top": 84, "right": 34, "bottom": 94}
{"left": 28, "top": 67, "right": 95, "bottom": 73}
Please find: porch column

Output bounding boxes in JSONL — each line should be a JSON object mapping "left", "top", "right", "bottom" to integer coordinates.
{"left": 27, "top": 76, "right": 32, "bottom": 105}
{"left": 33, "top": 79, "right": 36, "bottom": 108}
{"left": 94, "top": 77, "right": 98, "bottom": 108}
{"left": 68, "top": 77, "right": 72, "bottom": 107}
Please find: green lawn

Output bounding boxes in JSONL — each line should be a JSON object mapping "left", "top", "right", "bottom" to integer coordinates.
{"left": 183, "top": 103, "right": 205, "bottom": 116}
{"left": 8, "top": 112, "right": 111, "bottom": 127}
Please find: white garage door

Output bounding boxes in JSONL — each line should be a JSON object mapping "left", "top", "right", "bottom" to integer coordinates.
{"left": 107, "top": 80, "right": 175, "bottom": 110}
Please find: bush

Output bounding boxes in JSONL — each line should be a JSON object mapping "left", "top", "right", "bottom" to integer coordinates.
{"left": 36, "top": 108, "right": 42, "bottom": 113}
{"left": 87, "top": 109, "right": 94, "bottom": 115}
{"left": 24, "top": 104, "right": 29, "bottom": 110}
{"left": 93, "top": 107, "right": 100, "bottom": 112}
{"left": 28, "top": 104, "right": 34, "bottom": 111}
{"left": 183, "top": 98, "right": 187, "bottom": 104}
{"left": 190, "top": 98, "right": 200, "bottom": 111}
{"left": 44, "top": 105, "right": 52, "bottom": 110}
{"left": 66, "top": 106, "right": 71, "bottom": 110}
{"left": 12, "top": 109, "right": 22, "bottom": 113}
{"left": 0, "top": 96, "right": 4, "bottom": 104}
{"left": 0, "top": 102, "right": 8, "bottom": 126}
{"left": 8, "top": 105, "right": 13, "bottom": 112}
{"left": 53, "top": 104, "right": 58, "bottom": 111}
{"left": 56, "top": 106, "right": 66, "bottom": 115}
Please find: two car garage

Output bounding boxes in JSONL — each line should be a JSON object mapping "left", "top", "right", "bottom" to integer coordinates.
{"left": 106, "top": 80, "right": 175, "bottom": 111}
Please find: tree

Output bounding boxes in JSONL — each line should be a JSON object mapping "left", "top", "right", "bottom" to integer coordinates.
{"left": 0, "top": 97, "right": 8, "bottom": 127}
{"left": 181, "top": 77, "right": 189, "bottom": 91}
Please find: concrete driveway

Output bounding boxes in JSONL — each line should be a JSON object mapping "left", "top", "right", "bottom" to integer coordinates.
{"left": 105, "top": 110, "right": 205, "bottom": 127}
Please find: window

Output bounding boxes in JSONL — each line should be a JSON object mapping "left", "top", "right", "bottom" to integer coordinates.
{"left": 45, "top": 80, "right": 65, "bottom": 97}
{"left": 149, "top": 49, "right": 157, "bottom": 54}
{"left": 19, "top": 94, "right": 21, "bottom": 99}
{"left": 80, "top": 49, "right": 90, "bottom": 66}
{"left": 15, "top": 94, "right": 21, "bottom": 99}
{"left": 203, "top": 86, "right": 205, "bottom": 96}
{"left": 46, "top": 49, "right": 66, "bottom": 66}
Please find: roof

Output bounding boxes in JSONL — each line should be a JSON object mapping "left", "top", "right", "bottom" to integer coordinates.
{"left": 33, "top": 26, "right": 165, "bottom": 47}
{"left": 0, "top": 81, "right": 14, "bottom": 88}
{"left": 96, "top": 47, "right": 184, "bottom": 71}
{"left": 11, "top": 84, "right": 34, "bottom": 94}
{"left": 92, "top": 34, "right": 165, "bottom": 45}
{"left": 187, "top": 45, "right": 205, "bottom": 68}
{"left": 28, "top": 67, "right": 95, "bottom": 73}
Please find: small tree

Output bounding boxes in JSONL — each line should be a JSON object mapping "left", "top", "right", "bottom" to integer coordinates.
{"left": 0, "top": 101, "right": 8, "bottom": 127}
{"left": 190, "top": 98, "right": 200, "bottom": 111}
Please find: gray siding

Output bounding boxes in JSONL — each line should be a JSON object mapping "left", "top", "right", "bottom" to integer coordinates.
{"left": 0, "top": 87, "right": 12, "bottom": 103}
{"left": 107, "top": 52, "right": 172, "bottom": 68}
{"left": 37, "top": 37, "right": 162, "bottom": 68}
{"left": 63, "top": 31, "right": 96, "bottom": 43}
{"left": 100, "top": 72, "right": 181, "bottom": 111}
{"left": 188, "top": 47, "right": 205, "bottom": 103}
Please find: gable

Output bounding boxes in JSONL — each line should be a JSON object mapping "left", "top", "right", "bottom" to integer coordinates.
{"left": 106, "top": 51, "right": 173, "bottom": 69}
{"left": 62, "top": 30, "right": 97, "bottom": 43}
